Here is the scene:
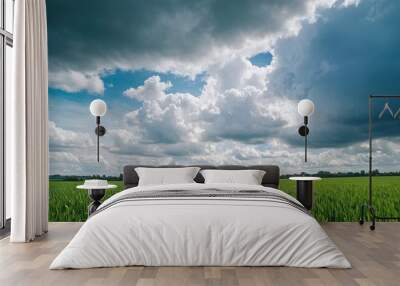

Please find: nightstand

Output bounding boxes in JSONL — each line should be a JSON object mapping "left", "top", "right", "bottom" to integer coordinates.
{"left": 289, "top": 177, "right": 321, "bottom": 210}
{"left": 77, "top": 180, "right": 117, "bottom": 216}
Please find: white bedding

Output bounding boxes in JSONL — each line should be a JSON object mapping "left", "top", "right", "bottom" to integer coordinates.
{"left": 50, "top": 183, "right": 351, "bottom": 269}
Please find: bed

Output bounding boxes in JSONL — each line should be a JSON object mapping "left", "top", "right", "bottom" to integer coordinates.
{"left": 50, "top": 165, "right": 350, "bottom": 269}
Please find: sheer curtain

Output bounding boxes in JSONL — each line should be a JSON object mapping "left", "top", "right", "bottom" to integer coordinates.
{"left": 9, "top": 0, "right": 48, "bottom": 242}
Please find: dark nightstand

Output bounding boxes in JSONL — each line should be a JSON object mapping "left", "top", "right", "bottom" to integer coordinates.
{"left": 77, "top": 180, "right": 117, "bottom": 216}
{"left": 289, "top": 177, "right": 321, "bottom": 210}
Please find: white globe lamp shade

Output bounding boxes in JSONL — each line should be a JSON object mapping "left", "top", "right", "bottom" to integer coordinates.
{"left": 90, "top": 99, "right": 107, "bottom": 117}
{"left": 297, "top": 99, "right": 315, "bottom": 117}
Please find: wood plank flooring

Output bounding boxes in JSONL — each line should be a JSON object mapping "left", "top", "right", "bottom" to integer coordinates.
{"left": 0, "top": 222, "right": 399, "bottom": 286}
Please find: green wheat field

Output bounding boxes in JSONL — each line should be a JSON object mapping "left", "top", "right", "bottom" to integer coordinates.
{"left": 49, "top": 176, "right": 400, "bottom": 222}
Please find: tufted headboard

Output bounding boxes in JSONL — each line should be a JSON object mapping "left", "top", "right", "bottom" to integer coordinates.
{"left": 123, "top": 165, "right": 280, "bottom": 189}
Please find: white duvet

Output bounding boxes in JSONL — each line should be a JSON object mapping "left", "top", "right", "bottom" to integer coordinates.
{"left": 50, "top": 183, "right": 351, "bottom": 269}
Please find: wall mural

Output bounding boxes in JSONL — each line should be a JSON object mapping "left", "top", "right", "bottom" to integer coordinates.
{"left": 47, "top": 0, "right": 400, "bottom": 221}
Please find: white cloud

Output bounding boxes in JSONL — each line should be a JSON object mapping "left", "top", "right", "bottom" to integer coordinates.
{"left": 124, "top": 91, "right": 202, "bottom": 144}
{"left": 49, "top": 151, "right": 83, "bottom": 174}
{"left": 207, "top": 56, "right": 269, "bottom": 92}
{"left": 200, "top": 56, "right": 298, "bottom": 141}
{"left": 49, "top": 150, "right": 114, "bottom": 175}
{"left": 338, "top": 0, "right": 361, "bottom": 8}
{"left": 48, "top": 1, "right": 360, "bottom": 83}
{"left": 49, "top": 121, "right": 94, "bottom": 149}
{"left": 116, "top": 56, "right": 298, "bottom": 163}
{"left": 123, "top": 76, "right": 171, "bottom": 101}
{"left": 106, "top": 129, "right": 205, "bottom": 157}
{"left": 50, "top": 152, "right": 80, "bottom": 164}
{"left": 49, "top": 70, "right": 105, "bottom": 94}
{"left": 49, "top": 0, "right": 391, "bottom": 176}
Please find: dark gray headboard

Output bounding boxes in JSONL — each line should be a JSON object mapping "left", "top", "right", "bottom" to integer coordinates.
{"left": 123, "top": 165, "right": 280, "bottom": 189}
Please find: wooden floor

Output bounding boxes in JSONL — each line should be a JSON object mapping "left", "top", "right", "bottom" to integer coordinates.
{"left": 0, "top": 223, "right": 399, "bottom": 286}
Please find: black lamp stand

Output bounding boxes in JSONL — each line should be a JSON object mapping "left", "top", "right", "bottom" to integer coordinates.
{"left": 95, "top": 116, "right": 106, "bottom": 162}
{"left": 298, "top": 116, "right": 310, "bottom": 162}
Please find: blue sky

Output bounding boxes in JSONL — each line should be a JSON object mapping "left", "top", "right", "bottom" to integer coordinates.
{"left": 249, "top": 52, "right": 273, "bottom": 68}
{"left": 47, "top": 0, "right": 400, "bottom": 175}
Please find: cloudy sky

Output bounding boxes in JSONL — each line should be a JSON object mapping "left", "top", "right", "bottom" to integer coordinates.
{"left": 47, "top": 0, "right": 400, "bottom": 175}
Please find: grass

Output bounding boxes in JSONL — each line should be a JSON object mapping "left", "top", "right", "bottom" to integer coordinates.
{"left": 49, "top": 180, "right": 124, "bottom": 222}
{"left": 49, "top": 176, "right": 400, "bottom": 222}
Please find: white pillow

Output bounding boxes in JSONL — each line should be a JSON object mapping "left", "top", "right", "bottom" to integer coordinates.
{"left": 135, "top": 167, "right": 200, "bottom": 186}
{"left": 200, "top": 169, "right": 266, "bottom": 185}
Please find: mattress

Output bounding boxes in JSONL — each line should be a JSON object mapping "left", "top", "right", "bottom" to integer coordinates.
{"left": 50, "top": 183, "right": 351, "bottom": 269}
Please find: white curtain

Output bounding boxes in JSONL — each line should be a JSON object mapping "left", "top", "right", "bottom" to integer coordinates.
{"left": 9, "top": 0, "right": 49, "bottom": 242}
